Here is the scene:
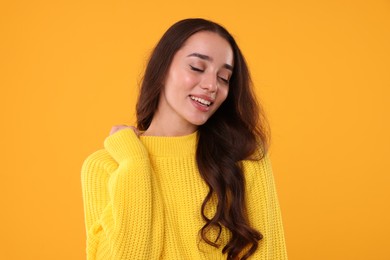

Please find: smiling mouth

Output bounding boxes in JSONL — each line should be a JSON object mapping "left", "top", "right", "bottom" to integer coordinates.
{"left": 189, "top": 95, "right": 213, "bottom": 107}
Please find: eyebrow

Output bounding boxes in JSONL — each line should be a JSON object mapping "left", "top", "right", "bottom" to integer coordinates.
{"left": 187, "top": 52, "right": 233, "bottom": 71}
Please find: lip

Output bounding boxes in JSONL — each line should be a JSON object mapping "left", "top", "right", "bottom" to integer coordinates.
{"left": 189, "top": 94, "right": 215, "bottom": 103}
{"left": 189, "top": 95, "right": 213, "bottom": 112}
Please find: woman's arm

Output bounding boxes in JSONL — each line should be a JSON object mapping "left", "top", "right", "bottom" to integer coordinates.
{"left": 243, "top": 153, "right": 288, "bottom": 259}
{"left": 81, "top": 129, "right": 162, "bottom": 259}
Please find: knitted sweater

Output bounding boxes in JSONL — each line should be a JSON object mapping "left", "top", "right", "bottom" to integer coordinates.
{"left": 81, "top": 129, "right": 287, "bottom": 259}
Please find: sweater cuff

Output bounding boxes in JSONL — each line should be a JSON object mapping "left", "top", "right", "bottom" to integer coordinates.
{"left": 103, "top": 129, "right": 148, "bottom": 163}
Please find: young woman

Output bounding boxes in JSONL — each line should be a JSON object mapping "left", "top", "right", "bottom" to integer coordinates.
{"left": 81, "top": 18, "right": 287, "bottom": 259}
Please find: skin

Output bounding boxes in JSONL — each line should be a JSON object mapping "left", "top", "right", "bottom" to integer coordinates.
{"left": 110, "top": 31, "right": 234, "bottom": 137}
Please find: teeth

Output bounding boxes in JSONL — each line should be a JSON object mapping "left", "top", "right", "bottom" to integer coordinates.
{"left": 190, "top": 95, "right": 211, "bottom": 106}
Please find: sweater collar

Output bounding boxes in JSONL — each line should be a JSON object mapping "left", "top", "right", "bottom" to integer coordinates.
{"left": 139, "top": 131, "right": 198, "bottom": 157}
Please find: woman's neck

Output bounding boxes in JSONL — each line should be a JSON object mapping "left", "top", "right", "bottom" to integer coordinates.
{"left": 142, "top": 117, "right": 198, "bottom": 137}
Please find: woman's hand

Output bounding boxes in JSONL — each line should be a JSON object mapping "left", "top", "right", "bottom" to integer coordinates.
{"left": 105, "top": 125, "right": 146, "bottom": 163}
{"left": 109, "top": 125, "right": 141, "bottom": 136}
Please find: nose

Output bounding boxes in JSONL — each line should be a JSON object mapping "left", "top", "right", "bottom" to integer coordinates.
{"left": 200, "top": 73, "right": 218, "bottom": 93}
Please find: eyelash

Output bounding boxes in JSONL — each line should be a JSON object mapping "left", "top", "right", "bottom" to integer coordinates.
{"left": 189, "top": 65, "right": 230, "bottom": 84}
{"left": 219, "top": 77, "right": 230, "bottom": 84}
{"left": 189, "top": 65, "right": 203, "bottom": 72}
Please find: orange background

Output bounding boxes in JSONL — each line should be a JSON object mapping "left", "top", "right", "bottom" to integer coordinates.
{"left": 1, "top": 0, "right": 389, "bottom": 259}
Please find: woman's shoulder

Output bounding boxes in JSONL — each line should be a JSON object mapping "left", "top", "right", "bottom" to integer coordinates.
{"left": 81, "top": 148, "right": 118, "bottom": 177}
{"left": 242, "top": 151, "right": 272, "bottom": 170}
{"left": 83, "top": 148, "right": 113, "bottom": 163}
{"left": 241, "top": 146, "right": 271, "bottom": 169}
{"left": 241, "top": 151, "right": 274, "bottom": 189}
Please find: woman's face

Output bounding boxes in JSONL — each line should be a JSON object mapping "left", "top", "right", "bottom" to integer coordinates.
{"left": 156, "top": 31, "right": 233, "bottom": 133}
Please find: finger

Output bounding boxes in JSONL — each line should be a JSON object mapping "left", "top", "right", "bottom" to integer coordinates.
{"left": 110, "top": 125, "right": 128, "bottom": 135}
{"left": 109, "top": 125, "right": 139, "bottom": 136}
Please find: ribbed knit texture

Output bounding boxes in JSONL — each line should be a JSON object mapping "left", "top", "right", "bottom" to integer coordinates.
{"left": 81, "top": 129, "right": 288, "bottom": 259}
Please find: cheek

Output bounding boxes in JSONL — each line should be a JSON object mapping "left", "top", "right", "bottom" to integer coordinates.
{"left": 218, "top": 87, "right": 229, "bottom": 103}
{"left": 169, "top": 69, "right": 198, "bottom": 88}
{"left": 183, "top": 74, "right": 199, "bottom": 87}
{"left": 213, "top": 87, "right": 229, "bottom": 110}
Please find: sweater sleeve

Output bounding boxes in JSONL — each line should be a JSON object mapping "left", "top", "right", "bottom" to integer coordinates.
{"left": 243, "top": 153, "right": 288, "bottom": 259}
{"left": 81, "top": 129, "right": 160, "bottom": 259}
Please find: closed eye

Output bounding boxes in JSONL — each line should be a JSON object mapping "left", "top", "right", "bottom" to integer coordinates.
{"left": 219, "top": 76, "right": 230, "bottom": 84}
{"left": 189, "top": 65, "right": 204, "bottom": 72}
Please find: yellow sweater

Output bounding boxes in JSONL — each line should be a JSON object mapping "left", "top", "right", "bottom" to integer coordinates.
{"left": 81, "top": 129, "right": 287, "bottom": 259}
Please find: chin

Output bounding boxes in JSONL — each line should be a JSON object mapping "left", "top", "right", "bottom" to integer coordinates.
{"left": 189, "top": 118, "right": 210, "bottom": 126}
{"left": 185, "top": 112, "right": 214, "bottom": 127}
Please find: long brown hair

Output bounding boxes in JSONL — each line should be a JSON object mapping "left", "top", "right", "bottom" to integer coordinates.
{"left": 136, "top": 18, "right": 270, "bottom": 259}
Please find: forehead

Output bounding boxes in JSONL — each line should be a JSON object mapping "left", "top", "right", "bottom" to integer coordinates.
{"left": 178, "top": 31, "right": 234, "bottom": 66}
